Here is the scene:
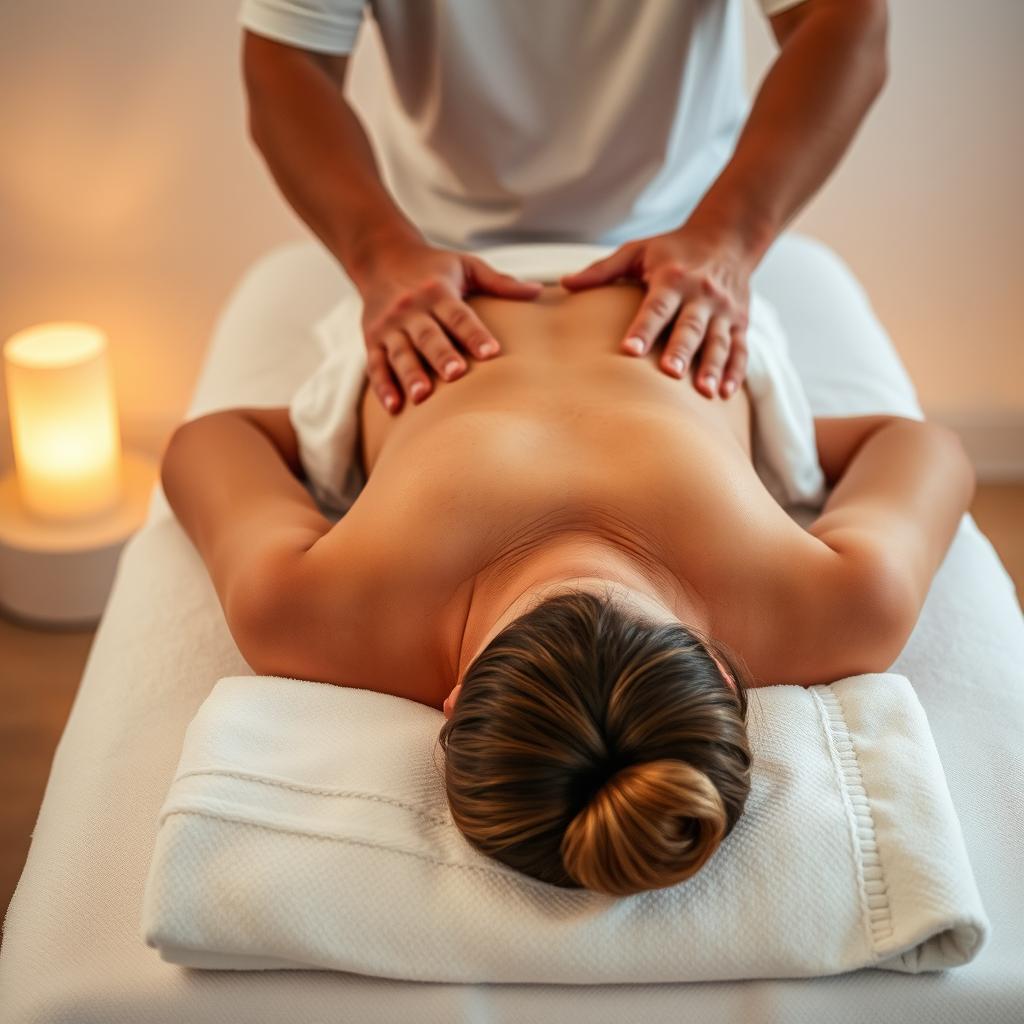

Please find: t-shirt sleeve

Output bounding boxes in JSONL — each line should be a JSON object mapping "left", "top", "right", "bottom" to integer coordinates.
{"left": 239, "top": 0, "right": 367, "bottom": 54}
{"left": 758, "top": 0, "right": 810, "bottom": 16}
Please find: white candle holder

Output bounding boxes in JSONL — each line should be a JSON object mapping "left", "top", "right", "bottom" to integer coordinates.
{"left": 0, "top": 322, "right": 158, "bottom": 627}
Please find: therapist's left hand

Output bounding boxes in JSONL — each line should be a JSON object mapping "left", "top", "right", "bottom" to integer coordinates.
{"left": 560, "top": 225, "right": 752, "bottom": 399}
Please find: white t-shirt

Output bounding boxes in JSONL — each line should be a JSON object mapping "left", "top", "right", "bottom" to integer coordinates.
{"left": 239, "top": 0, "right": 807, "bottom": 248}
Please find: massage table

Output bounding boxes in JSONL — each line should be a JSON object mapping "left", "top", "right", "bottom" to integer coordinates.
{"left": 2, "top": 235, "right": 1022, "bottom": 1023}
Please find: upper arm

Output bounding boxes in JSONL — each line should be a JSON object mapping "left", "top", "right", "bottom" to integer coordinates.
{"left": 809, "top": 417, "right": 974, "bottom": 605}
{"left": 749, "top": 538, "right": 916, "bottom": 686}
{"left": 164, "top": 409, "right": 440, "bottom": 694}
{"left": 242, "top": 27, "right": 351, "bottom": 92}
{"left": 776, "top": 416, "right": 975, "bottom": 685}
{"left": 161, "top": 406, "right": 332, "bottom": 641}
{"left": 225, "top": 537, "right": 357, "bottom": 681}
{"left": 231, "top": 524, "right": 442, "bottom": 701}
{"left": 804, "top": 540, "right": 917, "bottom": 682}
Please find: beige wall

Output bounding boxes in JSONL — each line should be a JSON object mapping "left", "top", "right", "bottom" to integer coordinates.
{"left": 0, "top": 2, "right": 306, "bottom": 470}
{"left": 744, "top": 1, "right": 1023, "bottom": 474}
{"left": 1, "top": 2, "right": 1021, "bottom": 477}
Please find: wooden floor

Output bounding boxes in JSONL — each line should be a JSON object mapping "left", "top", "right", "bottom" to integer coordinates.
{"left": 1, "top": 484, "right": 1022, "bottom": 940}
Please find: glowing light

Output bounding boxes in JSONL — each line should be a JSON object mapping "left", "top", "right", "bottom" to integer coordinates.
{"left": 4, "top": 322, "right": 123, "bottom": 522}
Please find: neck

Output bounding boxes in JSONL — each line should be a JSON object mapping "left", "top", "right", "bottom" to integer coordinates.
{"left": 451, "top": 529, "right": 710, "bottom": 686}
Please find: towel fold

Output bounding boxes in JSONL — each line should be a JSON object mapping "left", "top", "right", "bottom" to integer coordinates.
{"left": 288, "top": 243, "right": 827, "bottom": 517}
{"left": 141, "top": 673, "right": 989, "bottom": 982}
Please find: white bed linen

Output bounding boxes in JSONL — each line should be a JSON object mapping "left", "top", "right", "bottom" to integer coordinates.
{"left": 2, "top": 235, "right": 1022, "bottom": 1023}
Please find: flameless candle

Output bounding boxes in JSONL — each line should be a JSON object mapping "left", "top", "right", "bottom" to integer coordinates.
{"left": 3, "top": 322, "right": 123, "bottom": 522}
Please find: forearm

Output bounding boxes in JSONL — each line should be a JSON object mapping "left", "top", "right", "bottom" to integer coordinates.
{"left": 243, "top": 33, "right": 421, "bottom": 284}
{"left": 687, "top": 0, "right": 888, "bottom": 262}
{"left": 809, "top": 419, "right": 976, "bottom": 611}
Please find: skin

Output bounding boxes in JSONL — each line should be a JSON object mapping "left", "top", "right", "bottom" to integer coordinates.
{"left": 242, "top": 0, "right": 889, "bottom": 410}
{"left": 442, "top": 573, "right": 739, "bottom": 722}
{"left": 161, "top": 283, "right": 976, "bottom": 713}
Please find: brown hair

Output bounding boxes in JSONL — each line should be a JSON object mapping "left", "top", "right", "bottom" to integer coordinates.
{"left": 438, "top": 589, "right": 752, "bottom": 897}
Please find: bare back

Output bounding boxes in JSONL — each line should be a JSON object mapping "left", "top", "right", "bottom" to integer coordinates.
{"left": 301, "top": 283, "right": 830, "bottom": 706}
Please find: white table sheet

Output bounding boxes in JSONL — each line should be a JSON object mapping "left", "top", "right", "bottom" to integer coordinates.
{"left": 2, "top": 236, "right": 1022, "bottom": 1024}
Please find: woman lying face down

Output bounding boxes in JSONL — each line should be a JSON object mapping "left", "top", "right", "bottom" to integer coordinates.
{"left": 160, "top": 282, "right": 975, "bottom": 896}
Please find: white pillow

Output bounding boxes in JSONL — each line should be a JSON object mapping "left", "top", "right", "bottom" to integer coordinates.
{"left": 141, "top": 673, "right": 988, "bottom": 982}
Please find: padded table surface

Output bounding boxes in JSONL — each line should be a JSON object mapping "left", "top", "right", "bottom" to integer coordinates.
{"left": 2, "top": 236, "right": 1022, "bottom": 1024}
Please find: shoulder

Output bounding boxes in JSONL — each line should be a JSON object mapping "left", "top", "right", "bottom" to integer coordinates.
{"left": 229, "top": 516, "right": 453, "bottom": 707}
{"left": 224, "top": 528, "right": 355, "bottom": 682}
{"left": 738, "top": 530, "right": 916, "bottom": 687}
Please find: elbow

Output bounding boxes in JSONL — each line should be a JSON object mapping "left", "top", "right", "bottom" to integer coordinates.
{"left": 927, "top": 421, "right": 977, "bottom": 511}
{"left": 870, "top": 33, "right": 889, "bottom": 101}
{"left": 243, "top": 85, "right": 267, "bottom": 154}
{"left": 246, "top": 101, "right": 264, "bottom": 151}
{"left": 159, "top": 423, "right": 183, "bottom": 489}
{"left": 160, "top": 412, "right": 227, "bottom": 474}
{"left": 241, "top": 31, "right": 273, "bottom": 150}
{"left": 244, "top": 82, "right": 269, "bottom": 152}
{"left": 160, "top": 417, "right": 203, "bottom": 509}
{"left": 951, "top": 429, "right": 977, "bottom": 510}
{"left": 160, "top": 413, "right": 232, "bottom": 522}
{"left": 855, "top": 0, "right": 890, "bottom": 98}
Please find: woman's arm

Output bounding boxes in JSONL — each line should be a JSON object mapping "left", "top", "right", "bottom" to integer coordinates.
{"left": 810, "top": 415, "right": 975, "bottom": 608}
{"left": 790, "top": 415, "right": 976, "bottom": 681}
{"left": 160, "top": 406, "right": 332, "bottom": 647}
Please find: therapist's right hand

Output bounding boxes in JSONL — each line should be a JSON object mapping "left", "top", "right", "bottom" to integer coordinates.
{"left": 353, "top": 240, "right": 542, "bottom": 414}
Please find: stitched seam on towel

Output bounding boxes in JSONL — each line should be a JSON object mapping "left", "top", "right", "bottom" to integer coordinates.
{"left": 809, "top": 687, "right": 895, "bottom": 955}
{"left": 162, "top": 808, "right": 593, "bottom": 897}
{"left": 173, "top": 767, "right": 451, "bottom": 829}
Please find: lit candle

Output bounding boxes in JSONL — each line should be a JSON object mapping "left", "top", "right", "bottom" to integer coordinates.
{"left": 3, "top": 322, "right": 123, "bottom": 522}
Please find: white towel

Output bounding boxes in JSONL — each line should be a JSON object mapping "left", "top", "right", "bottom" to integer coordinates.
{"left": 141, "top": 673, "right": 989, "bottom": 982}
{"left": 288, "top": 243, "right": 827, "bottom": 517}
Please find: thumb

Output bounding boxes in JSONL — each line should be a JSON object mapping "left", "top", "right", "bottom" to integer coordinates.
{"left": 466, "top": 257, "right": 543, "bottom": 299}
{"left": 560, "top": 245, "right": 637, "bottom": 291}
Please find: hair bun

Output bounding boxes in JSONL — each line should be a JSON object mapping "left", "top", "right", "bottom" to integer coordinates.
{"left": 560, "top": 758, "right": 727, "bottom": 896}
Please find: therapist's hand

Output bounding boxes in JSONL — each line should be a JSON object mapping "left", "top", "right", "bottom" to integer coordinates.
{"left": 560, "top": 225, "right": 752, "bottom": 399}
{"left": 353, "top": 240, "right": 542, "bottom": 414}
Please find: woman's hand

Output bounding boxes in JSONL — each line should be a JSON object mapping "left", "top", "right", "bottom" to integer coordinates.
{"left": 560, "top": 225, "right": 753, "bottom": 399}
{"left": 353, "top": 240, "right": 542, "bottom": 414}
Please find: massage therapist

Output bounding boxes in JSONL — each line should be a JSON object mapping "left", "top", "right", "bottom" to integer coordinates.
{"left": 239, "top": 0, "right": 887, "bottom": 413}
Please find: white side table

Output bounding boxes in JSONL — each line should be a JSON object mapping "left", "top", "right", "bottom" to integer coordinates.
{"left": 0, "top": 450, "right": 159, "bottom": 627}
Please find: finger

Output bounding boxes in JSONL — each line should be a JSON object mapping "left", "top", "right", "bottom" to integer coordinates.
{"left": 366, "top": 344, "right": 402, "bottom": 414}
{"left": 406, "top": 312, "right": 466, "bottom": 381}
{"left": 659, "top": 300, "right": 713, "bottom": 378}
{"left": 560, "top": 246, "right": 637, "bottom": 291}
{"left": 693, "top": 315, "right": 732, "bottom": 398}
{"left": 720, "top": 326, "right": 748, "bottom": 399}
{"left": 434, "top": 297, "right": 503, "bottom": 360}
{"left": 467, "top": 258, "right": 543, "bottom": 299}
{"left": 623, "top": 285, "right": 691, "bottom": 358}
{"left": 383, "top": 331, "right": 432, "bottom": 404}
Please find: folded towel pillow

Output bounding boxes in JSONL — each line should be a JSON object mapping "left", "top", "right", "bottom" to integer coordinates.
{"left": 140, "top": 673, "right": 988, "bottom": 982}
